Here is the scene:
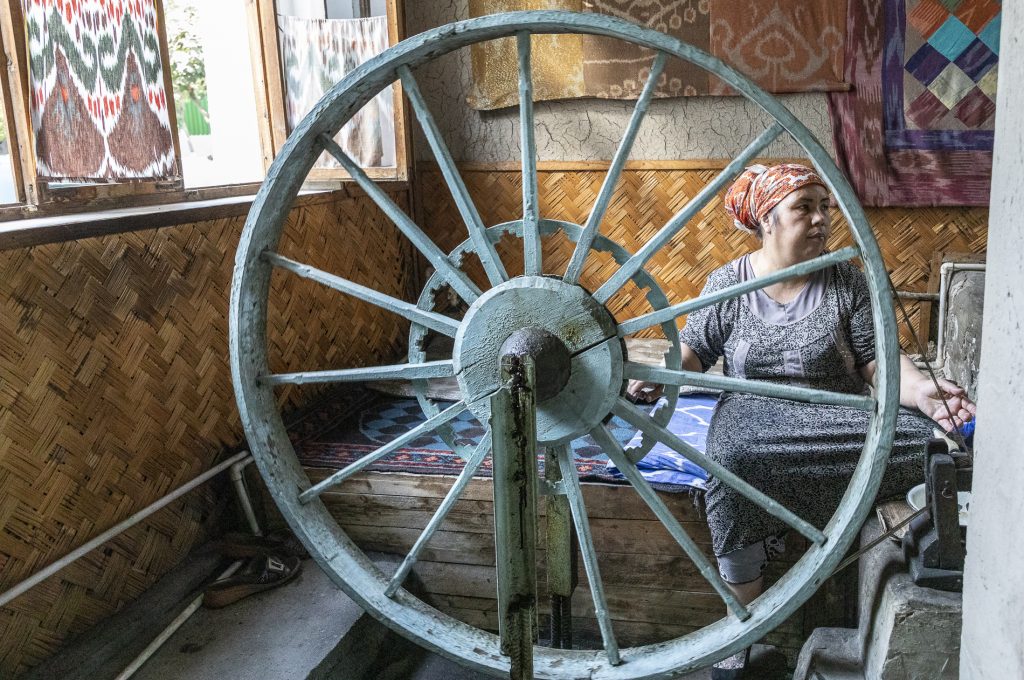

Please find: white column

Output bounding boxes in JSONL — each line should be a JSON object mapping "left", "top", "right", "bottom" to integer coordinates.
{"left": 960, "top": 2, "right": 1024, "bottom": 677}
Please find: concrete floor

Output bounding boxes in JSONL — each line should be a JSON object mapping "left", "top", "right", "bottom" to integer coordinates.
{"left": 51, "top": 550, "right": 784, "bottom": 680}
{"left": 132, "top": 563, "right": 364, "bottom": 680}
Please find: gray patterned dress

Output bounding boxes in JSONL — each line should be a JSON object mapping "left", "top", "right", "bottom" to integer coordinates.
{"left": 680, "top": 255, "right": 934, "bottom": 556}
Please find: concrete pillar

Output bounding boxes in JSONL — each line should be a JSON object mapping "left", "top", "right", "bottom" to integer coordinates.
{"left": 960, "top": 2, "right": 1024, "bottom": 677}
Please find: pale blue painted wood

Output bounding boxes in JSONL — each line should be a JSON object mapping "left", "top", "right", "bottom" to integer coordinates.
{"left": 591, "top": 425, "right": 751, "bottom": 621}
{"left": 517, "top": 32, "right": 542, "bottom": 276}
{"left": 490, "top": 357, "right": 539, "bottom": 676}
{"left": 385, "top": 431, "right": 492, "bottom": 597}
{"left": 298, "top": 400, "right": 469, "bottom": 503}
{"left": 612, "top": 398, "right": 826, "bottom": 545}
{"left": 263, "top": 251, "right": 461, "bottom": 337}
{"left": 415, "top": 220, "right": 680, "bottom": 460}
{"left": 262, "top": 360, "right": 454, "bottom": 387}
{"left": 593, "top": 123, "right": 784, "bottom": 304}
{"left": 556, "top": 445, "right": 621, "bottom": 665}
{"left": 563, "top": 52, "right": 667, "bottom": 286}
{"left": 397, "top": 65, "right": 508, "bottom": 286}
{"left": 617, "top": 246, "right": 859, "bottom": 336}
{"left": 543, "top": 446, "right": 573, "bottom": 597}
{"left": 318, "top": 134, "right": 481, "bottom": 303}
{"left": 230, "top": 11, "right": 901, "bottom": 678}
{"left": 623, "top": 362, "right": 875, "bottom": 411}
{"left": 451, "top": 275, "right": 623, "bottom": 445}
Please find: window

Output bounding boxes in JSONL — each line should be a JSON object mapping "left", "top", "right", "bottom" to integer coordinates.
{"left": 165, "top": 0, "right": 264, "bottom": 187}
{"left": 0, "top": 0, "right": 408, "bottom": 230}
{"left": 0, "top": 63, "right": 21, "bottom": 205}
{"left": 251, "top": 0, "right": 407, "bottom": 181}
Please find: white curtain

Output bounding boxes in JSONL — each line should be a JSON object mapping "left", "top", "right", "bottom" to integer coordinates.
{"left": 279, "top": 14, "right": 395, "bottom": 168}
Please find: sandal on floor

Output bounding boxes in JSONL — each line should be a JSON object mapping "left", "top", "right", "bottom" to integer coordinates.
{"left": 202, "top": 554, "right": 302, "bottom": 609}
{"left": 211, "top": 529, "right": 308, "bottom": 560}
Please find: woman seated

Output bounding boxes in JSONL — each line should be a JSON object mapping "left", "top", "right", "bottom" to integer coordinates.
{"left": 627, "top": 163, "right": 976, "bottom": 678}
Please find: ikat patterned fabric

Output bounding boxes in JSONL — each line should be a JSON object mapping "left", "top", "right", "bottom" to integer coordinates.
{"left": 828, "top": 0, "right": 998, "bottom": 206}
{"left": 582, "top": 0, "right": 710, "bottom": 99}
{"left": 708, "top": 0, "right": 846, "bottom": 95}
{"left": 24, "top": 0, "right": 177, "bottom": 181}
{"left": 278, "top": 15, "right": 395, "bottom": 169}
{"left": 467, "top": 0, "right": 847, "bottom": 109}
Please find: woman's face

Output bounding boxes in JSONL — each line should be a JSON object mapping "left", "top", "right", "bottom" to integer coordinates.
{"left": 762, "top": 184, "right": 831, "bottom": 262}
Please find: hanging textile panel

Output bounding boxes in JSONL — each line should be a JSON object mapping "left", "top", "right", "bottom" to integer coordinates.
{"left": 828, "top": 0, "right": 997, "bottom": 206}
{"left": 24, "top": 0, "right": 177, "bottom": 182}
{"left": 278, "top": 15, "right": 395, "bottom": 169}
{"left": 467, "top": 0, "right": 847, "bottom": 110}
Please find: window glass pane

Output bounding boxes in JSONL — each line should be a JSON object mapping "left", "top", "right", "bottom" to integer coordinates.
{"left": 0, "top": 87, "right": 18, "bottom": 204}
{"left": 166, "top": 0, "right": 263, "bottom": 187}
{"left": 276, "top": 0, "right": 395, "bottom": 169}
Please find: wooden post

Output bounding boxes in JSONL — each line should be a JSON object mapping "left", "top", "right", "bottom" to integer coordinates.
{"left": 544, "top": 445, "right": 577, "bottom": 649}
{"left": 490, "top": 353, "right": 539, "bottom": 680}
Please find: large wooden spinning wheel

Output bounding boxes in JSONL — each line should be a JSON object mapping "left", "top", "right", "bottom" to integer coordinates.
{"left": 230, "top": 11, "right": 900, "bottom": 678}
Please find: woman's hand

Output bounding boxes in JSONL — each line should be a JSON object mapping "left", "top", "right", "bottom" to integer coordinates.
{"left": 912, "top": 377, "right": 977, "bottom": 432}
{"left": 625, "top": 379, "right": 664, "bottom": 404}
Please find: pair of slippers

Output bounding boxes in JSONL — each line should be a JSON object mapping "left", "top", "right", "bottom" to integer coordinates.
{"left": 202, "top": 530, "right": 307, "bottom": 609}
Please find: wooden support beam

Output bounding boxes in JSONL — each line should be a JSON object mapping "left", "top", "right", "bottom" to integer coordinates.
{"left": 490, "top": 354, "right": 539, "bottom": 678}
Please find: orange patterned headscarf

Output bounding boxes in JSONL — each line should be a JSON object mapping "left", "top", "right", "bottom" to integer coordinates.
{"left": 724, "top": 164, "right": 826, "bottom": 234}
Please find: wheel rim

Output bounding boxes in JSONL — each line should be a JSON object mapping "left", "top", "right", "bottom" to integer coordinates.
{"left": 230, "top": 11, "right": 900, "bottom": 678}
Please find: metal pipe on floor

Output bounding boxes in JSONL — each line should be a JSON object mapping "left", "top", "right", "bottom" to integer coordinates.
{"left": 113, "top": 559, "right": 246, "bottom": 680}
{"left": 230, "top": 457, "right": 262, "bottom": 536}
{"left": 0, "top": 450, "right": 252, "bottom": 608}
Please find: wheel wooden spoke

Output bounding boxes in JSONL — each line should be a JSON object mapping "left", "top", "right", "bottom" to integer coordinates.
{"left": 299, "top": 400, "right": 469, "bottom": 503}
{"left": 593, "top": 123, "right": 785, "bottom": 304}
{"left": 263, "top": 251, "right": 460, "bottom": 337}
{"left": 397, "top": 65, "right": 508, "bottom": 286}
{"left": 318, "top": 134, "right": 481, "bottom": 304}
{"left": 617, "top": 246, "right": 859, "bottom": 336}
{"left": 385, "top": 431, "right": 492, "bottom": 597}
{"left": 555, "top": 445, "right": 621, "bottom": 665}
{"left": 612, "top": 398, "right": 827, "bottom": 545}
{"left": 517, "top": 32, "right": 542, "bottom": 276}
{"left": 261, "top": 360, "right": 454, "bottom": 387}
{"left": 563, "top": 52, "right": 667, "bottom": 286}
{"left": 623, "top": 362, "right": 875, "bottom": 411}
{"left": 590, "top": 425, "right": 751, "bottom": 621}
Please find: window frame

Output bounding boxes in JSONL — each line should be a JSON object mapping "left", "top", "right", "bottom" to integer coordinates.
{"left": 249, "top": 0, "right": 410, "bottom": 183}
{"left": 0, "top": 0, "right": 410, "bottom": 231}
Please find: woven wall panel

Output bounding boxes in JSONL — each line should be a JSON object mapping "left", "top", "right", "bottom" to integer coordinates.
{"left": 418, "top": 166, "right": 988, "bottom": 347}
{"left": 0, "top": 192, "right": 414, "bottom": 676}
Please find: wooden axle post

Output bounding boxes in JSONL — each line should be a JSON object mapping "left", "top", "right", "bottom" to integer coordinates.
{"left": 491, "top": 352, "right": 539, "bottom": 679}
{"left": 545, "top": 445, "right": 578, "bottom": 649}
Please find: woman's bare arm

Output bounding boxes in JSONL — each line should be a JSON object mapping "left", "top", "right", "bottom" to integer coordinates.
{"left": 625, "top": 342, "right": 705, "bottom": 403}
{"left": 858, "top": 355, "right": 976, "bottom": 431}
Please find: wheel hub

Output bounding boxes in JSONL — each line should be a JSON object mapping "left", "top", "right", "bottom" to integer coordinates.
{"left": 498, "top": 326, "right": 571, "bottom": 402}
{"left": 452, "top": 276, "right": 623, "bottom": 445}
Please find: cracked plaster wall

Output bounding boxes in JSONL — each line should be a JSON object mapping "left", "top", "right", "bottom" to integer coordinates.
{"left": 404, "top": 1, "right": 836, "bottom": 163}
{"left": 961, "top": 2, "right": 1024, "bottom": 678}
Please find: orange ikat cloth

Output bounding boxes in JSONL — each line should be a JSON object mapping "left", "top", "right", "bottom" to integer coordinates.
{"left": 723, "top": 164, "right": 826, "bottom": 234}
{"left": 23, "top": 0, "right": 177, "bottom": 181}
{"left": 467, "top": 0, "right": 847, "bottom": 109}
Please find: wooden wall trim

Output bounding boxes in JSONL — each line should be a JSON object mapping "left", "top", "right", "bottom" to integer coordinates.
{"left": 418, "top": 159, "right": 812, "bottom": 173}
{"left": 0, "top": 182, "right": 409, "bottom": 251}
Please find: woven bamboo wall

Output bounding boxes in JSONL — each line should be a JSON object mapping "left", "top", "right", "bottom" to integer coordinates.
{"left": 417, "top": 164, "right": 988, "bottom": 348}
{"left": 0, "top": 191, "right": 415, "bottom": 677}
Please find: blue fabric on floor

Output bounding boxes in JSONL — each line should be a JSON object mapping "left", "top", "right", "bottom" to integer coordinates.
{"left": 606, "top": 394, "right": 716, "bottom": 491}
